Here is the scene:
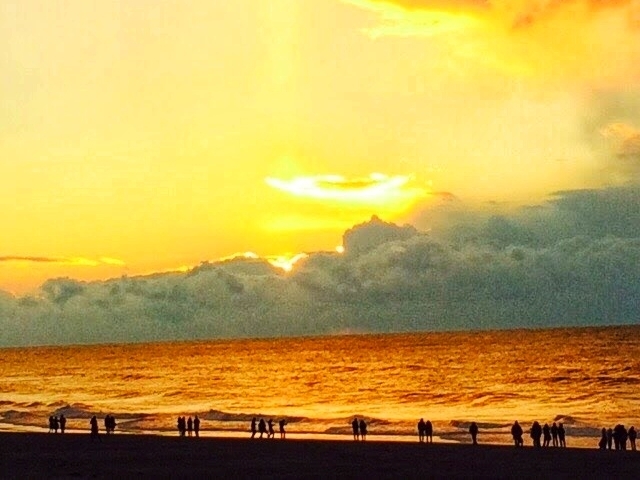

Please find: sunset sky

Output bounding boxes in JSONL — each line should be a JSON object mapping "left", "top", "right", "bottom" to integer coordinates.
{"left": 2, "top": 0, "right": 640, "bottom": 296}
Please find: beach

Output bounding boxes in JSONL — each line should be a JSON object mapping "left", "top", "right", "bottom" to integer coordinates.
{"left": 1, "top": 432, "right": 639, "bottom": 478}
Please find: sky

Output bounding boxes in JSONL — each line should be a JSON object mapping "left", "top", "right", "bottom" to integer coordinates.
{"left": 1, "top": 0, "right": 640, "bottom": 345}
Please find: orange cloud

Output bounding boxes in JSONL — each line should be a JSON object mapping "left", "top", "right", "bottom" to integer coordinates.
{"left": 344, "top": 0, "right": 640, "bottom": 87}
{"left": 600, "top": 122, "right": 640, "bottom": 159}
{"left": 0, "top": 256, "right": 125, "bottom": 267}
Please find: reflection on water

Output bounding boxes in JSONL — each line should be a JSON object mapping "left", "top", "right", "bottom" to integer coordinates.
{"left": 0, "top": 325, "right": 638, "bottom": 446}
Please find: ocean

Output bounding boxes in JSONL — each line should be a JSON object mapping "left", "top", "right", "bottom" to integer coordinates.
{"left": 1, "top": 325, "right": 638, "bottom": 447}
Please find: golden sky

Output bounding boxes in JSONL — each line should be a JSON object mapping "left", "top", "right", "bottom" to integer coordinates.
{"left": 2, "top": 0, "right": 639, "bottom": 294}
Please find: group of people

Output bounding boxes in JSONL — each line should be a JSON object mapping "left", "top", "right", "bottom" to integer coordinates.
{"left": 103, "top": 414, "right": 117, "bottom": 434}
{"left": 599, "top": 425, "right": 637, "bottom": 450}
{"left": 47, "top": 414, "right": 67, "bottom": 434}
{"left": 250, "top": 417, "right": 287, "bottom": 439}
{"left": 351, "top": 417, "right": 368, "bottom": 441}
{"left": 514, "top": 421, "right": 567, "bottom": 448}
{"left": 59, "top": 411, "right": 639, "bottom": 449}
{"left": 417, "top": 419, "right": 434, "bottom": 443}
{"left": 176, "top": 416, "right": 200, "bottom": 437}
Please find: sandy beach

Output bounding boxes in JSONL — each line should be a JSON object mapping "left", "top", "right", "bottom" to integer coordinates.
{"left": 1, "top": 432, "right": 639, "bottom": 478}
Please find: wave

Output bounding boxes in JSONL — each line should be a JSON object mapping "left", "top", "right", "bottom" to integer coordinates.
{"left": 200, "top": 409, "right": 306, "bottom": 423}
{"left": 449, "top": 420, "right": 510, "bottom": 430}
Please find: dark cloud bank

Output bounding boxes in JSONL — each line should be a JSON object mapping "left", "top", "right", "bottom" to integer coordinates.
{"left": 2, "top": 186, "right": 640, "bottom": 347}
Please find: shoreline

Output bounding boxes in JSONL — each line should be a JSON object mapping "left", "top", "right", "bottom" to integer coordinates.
{"left": 1, "top": 431, "right": 639, "bottom": 478}
{"left": 0, "top": 422, "right": 604, "bottom": 449}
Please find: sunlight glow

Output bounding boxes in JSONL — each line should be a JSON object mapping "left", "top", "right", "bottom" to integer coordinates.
{"left": 266, "top": 253, "right": 308, "bottom": 272}
{"left": 218, "top": 252, "right": 261, "bottom": 262}
{"left": 265, "top": 173, "right": 429, "bottom": 211}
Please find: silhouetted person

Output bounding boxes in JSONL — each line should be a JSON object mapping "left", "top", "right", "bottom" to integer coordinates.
{"left": 194, "top": 416, "right": 200, "bottom": 437}
{"left": 530, "top": 421, "right": 542, "bottom": 448}
{"left": 613, "top": 424, "right": 621, "bottom": 450}
{"left": 551, "top": 422, "right": 559, "bottom": 447}
{"left": 258, "top": 418, "right": 267, "bottom": 438}
{"left": 53, "top": 416, "right": 59, "bottom": 433}
{"left": 359, "top": 419, "right": 367, "bottom": 441}
{"left": 48, "top": 416, "right": 54, "bottom": 433}
{"left": 177, "top": 416, "right": 186, "bottom": 437}
{"left": 511, "top": 421, "right": 523, "bottom": 447}
{"left": 425, "top": 420, "right": 433, "bottom": 444}
{"left": 90, "top": 415, "right": 100, "bottom": 441}
{"left": 599, "top": 428, "right": 608, "bottom": 449}
{"left": 104, "top": 415, "right": 116, "bottom": 434}
{"left": 352, "top": 418, "right": 359, "bottom": 441}
{"left": 620, "top": 425, "right": 628, "bottom": 450}
{"left": 279, "top": 419, "right": 286, "bottom": 439}
{"left": 469, "top": 422, "right": 478, "bottom": 445}
{"left": 187, "top": 417, "right": 193, "bottom": 437}
{"left": 251, "top": 417, "right": 257, "bottom": 438}
{"left": 418, "top": 418, "right": 426, "bottom": 443}
{"left": 629, "top": 426, "right": 637, "bottom": 451}
{"left": 558, "top": 423, "right": 566, "bottom": 447}
{"left": 268, "top": 419, "right": 275, "bottom": 438}
{"left": 607, "top": 428, "right": 613, "bottom": 450}
{"left": 59, "top": 414, "right": 66, "bottom": 434}
{"left": 542, "top": 423, "right": 551, "bottom": 447}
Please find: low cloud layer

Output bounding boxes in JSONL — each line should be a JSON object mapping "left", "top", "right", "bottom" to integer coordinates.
{"left": 2, "top": 187, "right": 640, "bottom": 347}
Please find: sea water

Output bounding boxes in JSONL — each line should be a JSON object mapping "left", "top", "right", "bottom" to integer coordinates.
{"left": 1, "top": 325, "right": 638, "bottom": 447}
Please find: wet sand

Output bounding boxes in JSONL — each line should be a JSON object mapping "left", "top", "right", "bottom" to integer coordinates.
{"left": 1, "top": 432, "right": 639, "bottom": 478}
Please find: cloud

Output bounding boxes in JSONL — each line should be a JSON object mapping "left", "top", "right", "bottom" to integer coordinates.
{"left": 0, "top": 256, "right": 125, "bottom": 267}
{"left": 2, "top": 185, "right": 640, "bottom": 347}
{"left": 343, "top": 0, "right": 640, "bottom": 87}
{"left": 601, "top": 122, "right": 640, "bottom": 160}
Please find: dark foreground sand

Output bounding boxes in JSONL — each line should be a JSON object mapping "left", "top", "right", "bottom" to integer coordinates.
{"left": 1, "top": 432, "right": 639, "bottom": 479}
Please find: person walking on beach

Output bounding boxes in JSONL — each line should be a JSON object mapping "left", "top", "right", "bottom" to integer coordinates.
{"left": 418, "top": 418, "right": 426, "bottom": 443}
{"left": 511, "top": 421, "right": 523, "bottom": 447}
{"left": 53, "top": 416, "right": 59, "bottom": 433}
{"left": 59, "top": 414, "right": 66, "bottom": 434}
{"left": 551, "top": 422, "right": 559, "bottom": 447}
{"left": 352, "top": 417, "right": 359, "bottom": 441}
{"left": 194, "top": 416, "right": 200, "bottom": 437}
{"left": 359, "top": 419, "right": 367, "bottom": 441}
{"left": 530, "top": 421, "right": 542, "bottom": 448}
{"left": 629, "top": 426, "right": 637, "bottom": 450}
{"left": 251, "top": 417, "right": 257, "bottom": 438}
{"left": 279, "top": 419, "right": 286, "bottom": 439}
{"left": 425, "top": 420, "right": 433, "bottom": 444}
{"left": 469, "top": 422, "right": 478, "bottom": 445}
{"left": 187, "top": 417, "right": 193, "bottom": 437}
{"left": 558, "top": 422, "right": 566, "bottom": 447}
{"left": 607, "top": 427, "right": 613, "bottom": 450}
{"left": 90, "top": 415, "right": 100, "bottom": 441}
{"left": 177, "top": 416, "right": 186, "bottom": 437}
{"left": 599, "top": 428, "right": 608, "bottom": 449}
{"left": 268, "top": 419, "right": 275, "bottom": 439}
{"left": 543, "top": 423, "right": 551, "bottom": 447}
{"left": 258, "top": 418, "right": 267, "bottom": 438}
{"left": 48, "top": 416, "right": 54, "bottom": 433}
